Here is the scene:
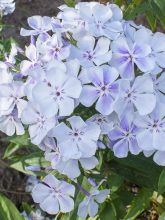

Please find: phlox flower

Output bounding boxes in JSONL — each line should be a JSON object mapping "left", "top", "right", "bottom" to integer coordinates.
{"left": 135, "top": 103, "right": 165, "bottom": 151}
{"left": 0, "top": 81, "right": 27, "bottom": 117}
{"left": 52, "top": 116, "right": 100, "bottom": 160}
{"left": 70, "top": 35, "right": 112, "bottom": 67}
{"left": 109, "top": 113, "right": 141, "bottom": 158}
{"left": 87, "top": 114, "right": 115, "bottom": 135}
{"left": 21, "top": 102, "right": 56, "bottom": 145}
{"left": 0, "top": 108, "right": 24, "bottom": 136}
{"left": 20, "top": 16, "right": 52, "bottom": 41}
{"left": 57, "top": 4, "right": 85, "bottom": 36}
{"left": 114, "top": 75, "right": 156, "bottom": 117}
{"left": 0, "top": 0, "right": 15, "bottom": 16}
{"left": 112, "top": 37, "right": 155, "bottom": 79}
{"left": 78, "top": 180, "right": 109, "bottom": 218}
{"left": 45, "top": 145, "right": 98, "bottom": 179}
{"left": 32, "top": 64, "right": 82, "bottom": 117}
{"left": 40, "top": 34, "right": 70, "bottom": 62}
{"left": 20, "top": 44, "right": 40, "bottom": 76}
{"left": 32, "top": 174, "right": 75, "bottom": 215}
{"left": 80, "top": 65, "right": 119, "bottom": 115}
{"left": 77, "top": 2, "right": 123, "bottom": 39}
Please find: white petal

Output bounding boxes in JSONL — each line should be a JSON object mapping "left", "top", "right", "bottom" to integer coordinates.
{"left": 80, "top": 86, "right": 99, "bottom": 107}
{"left": 58, "top": 97, "right": 75, "bottom": 116}
{"left": 67, "top": 116, "right": 86, "bottom": 130}
{"left": 80, "top": 156, "right": 98, "bottom": 170}
{"left": 136, "top": 130, "right": 154, "bottom": 150}
{"left": 53, "top": 122, "right": 72, "bottom": 142}
{"left": 40, "top": 194, "right": 59, "bottom": 215}
{"left": 153, "top": 151, "right": 165, "bottom": 166}
{"left": 88, "top": 200, "right": 98, "bottom": 217}
{"left": 43, "top": 174, "right": 60, "bottom": 188}
{"left": 78, "top": 201, "right": 88, "bottom": 219}
{"left": 58, "top": 195, "right": 74, "bottom": 213}
{"left": 63, "top": 76, "right": 82, "bottom": 98}
{"left": 95, "top": 189, "right": 109, "bottom": 203}
{"left": 134, "top": 94, "right": 156, "bottom": 115}
{"left": 32, "top": 183, "right": 50, "bottom": 203}
{"left": 77, "top": 35, "right": 95, "bottom": 51}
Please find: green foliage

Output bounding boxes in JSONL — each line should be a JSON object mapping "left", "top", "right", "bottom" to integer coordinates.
{"left": 158, "top": 169, "right": 165, "bottom": 195}
{"left": 159, "top": 212, "right": 165, "bottom": 220}
{"left": 123, "top": 189, "right": 152, "bottom": 219}
{"left": 10, "top": 152, "right": 49, "bottom": 176}
{"left": 0, "top": 37, "right": 15, "bottom": 60}
{"left": 0, "top": 194, "right": 23, "bottom": 220}
{"left": 64, "top": 0, "right": 76, "bottom": 7}
{"left": 100, "top": 203, "right": 117, "bottom": 220}
{"left": 114, "top": 0, "right": 165, "bottom": 31}
{"left": 109, "top": 153, "right": 162, "bottom": 190}
{"left": 3, "top": 132, "right": 31, "bottom": 146}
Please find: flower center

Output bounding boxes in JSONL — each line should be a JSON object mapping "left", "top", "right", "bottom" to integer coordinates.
{"left": 56, "top": 91, "right": 61, "bottom": 96}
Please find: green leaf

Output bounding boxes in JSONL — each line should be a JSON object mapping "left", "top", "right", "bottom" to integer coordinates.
{"left": 3, "top": 143, "right": 23, "bottom": 159}
{"left": 10, "top": 153, "right": 49, "bottom": 176}
{"left": 124, "top": 1, "right": 149, "bottom": 20}
{"left": 159, "top": 212, "right": 165, "bottom": 220}
{"left": 108, "top": 173, "right": 124, "bottom": 193}
{"left": 22, "top": 202, "right": 34, "bottom": 215}
{"left": 123, "top": 188, "right": 153, "bottom": 220}
{"left": 148, "top": 0, "right": 165, "bottom": 30}
{"left": 109, "top": 153, "right": 162, "bottom": 189}
{"left": 64, "top": 0, "right": 75, "bottom": 7}
{"left": 158, "top": 169, "right": 165, "bottom": 195}
{"left": 100, "top": 202, "right": 117, "bottom": 220}
{"left": 146, "top": 11, "right": 157, "bottom": 31}
{"left": 0, "top": 194, "right": 23, "bottom": 220}
{"left": 153, "top": 0, "right": 165, "bottom": 12}
{"left": 3, "top": 132, "right": 31, "bottom": 146}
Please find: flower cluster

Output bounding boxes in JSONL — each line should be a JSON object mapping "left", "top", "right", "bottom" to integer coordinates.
{"left": 1, "top": 1, "right": 165, "bottom": 218}
{"left": 0, "top": 0, "right": 15, "bottom": 16}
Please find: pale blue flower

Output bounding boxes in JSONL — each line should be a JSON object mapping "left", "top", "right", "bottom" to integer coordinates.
{"left": 80, "top": 65, "right": 119, "bottom": 115}
{"left": 0, "top": 0, "right": 15, "bottom": 16}
{"left": 135, "top": 103, "right": 165, "bottom": 151}
{"left": 112, "top": 36, "right": 155, "bottom": 79}
{"left": 41, "top": 34, "right": 70, "bottom": 62}
{"left": 21, "top": 102, "right": 56, "bottom": 145}
{"left": 114, "top": 75, "right": 156, "bottom": 117}
{"left": 0, "top": 108, "right": 24, "bottom": 136}
{"left": 78, "top": 180, "right": 109, "bottom": 218}
{"left": 45, "top": 145, "right": 98, "bottom": 179}
{"left": 52, "top": 116, "right": 100, "bottom": 160}
{"left": 32, "top": 174, "right": 75, "bottom": 215}
{"left": 70, "top": 35, "right": 112, "bottom": 67}
{"left": 32, "top": 65, "right": 82, "bottom": 117}
{"left": 109, "top": 113, "right": 141, "bottom": 158}
{"left": 0, "top": 81, "right": 27, "bottom": 117}
{"left": 77, "top": 3, "right": 123, "bottom": 39}
{"left": 20, "top": 16, "right": 52, "bottom": 41}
